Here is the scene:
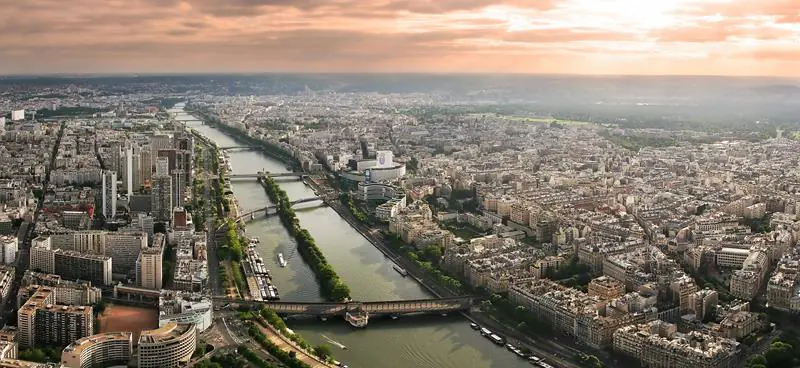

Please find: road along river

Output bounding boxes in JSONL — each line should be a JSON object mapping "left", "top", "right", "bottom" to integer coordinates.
{"left": 174, "top": 107, "right": 528, "bottom": 368}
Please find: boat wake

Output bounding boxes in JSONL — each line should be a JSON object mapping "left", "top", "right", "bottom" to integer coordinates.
{"left": 321, "top": 334, "right": 347, "bottom": 350}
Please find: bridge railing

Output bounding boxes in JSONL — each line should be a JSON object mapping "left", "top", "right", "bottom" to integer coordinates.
{"left": 216, "top": 297, "right": 474, "bottom": 316}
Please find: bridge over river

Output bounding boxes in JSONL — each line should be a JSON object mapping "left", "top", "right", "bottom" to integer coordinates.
{"left": 235, "top": 196, "right": 327, "bottom": 221}
{"left": 227, "top": 172, "right": 307, "bottom": 180}
{"left": 213, "top": 296, "right": 475, "bottom": 326}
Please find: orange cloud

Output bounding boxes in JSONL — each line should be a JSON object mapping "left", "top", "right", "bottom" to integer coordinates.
{"left": 0, "top": 0, "right": 798, "bottom": 76}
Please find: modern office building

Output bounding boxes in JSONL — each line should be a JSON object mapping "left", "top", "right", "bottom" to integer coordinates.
{"left": 0, "top": 266, "right": 14, "bottom": 305}
{"left": 108, "top": 142, "right": 122, "bottom": 177}
{"left": 158, "top": 291, "right": 212, "bottom": 332}
{"left": 61, "top": 332, "right": 132, "bottom": 368}
{"left": 157, "top": 149, "right": 177, "bottom": 174}
{"left": 138, "top": 322, "right": 196, "bottom": 368}
{"left": 173, "top": 208, "right": 187, "bottom": 228}
{"left": 137, "top": 247, "right": 163, "bottom": 290}
{"left": 155, "top": 157, "right": 170, "bottom": 177}
{"left": 0, "top": 341, "right": 15, "bottom": 360}
{"left": 131, "top": 153, "right": 141, "bottom": 193}
{"left": 53, "top": 250, "right": 112, "bottom": 286}
{"left": 0, "top": 236, "right": 17, "bottom": 265}
{"left": 101, "top": 170, "right": 117, "bottom": 219}
{"left": 29, "top": 239, "right": 54, "bottom": 275}
{"left": 10, "top": 110, "right": 24, "bottom": 121}
{"left": 124, "top": 146, "right": 134, "bottom": 195}
{"left": 73, "top": 231, "right": 106, "bottom": 254}
{"left": 151, "top": 175, "right": 172, "bottom": 222}
{"left": 150, "top": 135, "right": 172, "bottom": 157}
{"left": 105, "top": 232, "right": 148, "bottom": 275}
{"left": 139, "top": 148, "right": 153, "bottom": 189}
{"left": 61, "top": 211, "right": 90, "bottom": 230}
{"left": 171, "top": 169, "right": 185, "bottom": 208}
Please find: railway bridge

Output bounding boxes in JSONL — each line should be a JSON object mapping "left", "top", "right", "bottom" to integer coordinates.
{"left": 212, "top": 296, "right": 474, "bottom": 326}
{"left": 235, "top": 196, "right": 326, "bottom": 221}
{"left": 227, "top": 172, "right": 306, "bottom": 180}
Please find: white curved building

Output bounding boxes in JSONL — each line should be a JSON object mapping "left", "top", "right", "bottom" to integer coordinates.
{"left": 158, "top": 291, "right": 213, "bottom": 332}
{"left": 356, "top": 182, "right": 408, "bottom": 221}
{"left": 342, "top": 150, "right": 406, "bottom": 184}
{"left": 138, "top": 322, "right": 196, "bottom": 368}
{"left": 61, "top": 332, "right": 133, "bottom": 368}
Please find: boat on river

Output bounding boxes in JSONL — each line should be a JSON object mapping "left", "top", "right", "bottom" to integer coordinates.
{"left": 278, "top": 253, "right": 287, "bottom": 267}
{"left": 393, "top": 265, "right": 408, "bottom": 277}
{"left": 345, "top": 310, "right": 369, "bottom": 328}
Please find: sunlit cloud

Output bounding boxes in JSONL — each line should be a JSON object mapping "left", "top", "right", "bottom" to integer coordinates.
{"left": 0, "top": 0, "right": 798, "bottom": 76}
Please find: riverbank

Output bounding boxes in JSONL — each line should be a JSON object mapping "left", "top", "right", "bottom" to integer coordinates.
{"left": 179, "top": 107, "right": 533, "bottom": 368}
{"left": 187, "top": 107, "right": 299, "bottom": 167}
{"left": 260, "top": 176, "right": 351, "bottom": 302}
{"left": 308, "top": 177, "right": 585, "bottom": 368}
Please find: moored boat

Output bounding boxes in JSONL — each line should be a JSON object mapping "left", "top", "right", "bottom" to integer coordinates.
{"left": 393, "top": 265, "right": 408, "bottom": 276}
{"left": 345, "top": 310, "right": 369, "bottom": 328}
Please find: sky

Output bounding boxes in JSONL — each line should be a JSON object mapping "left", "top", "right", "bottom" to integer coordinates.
{"left": 1, "top": 0, "right": 799, "bottom": 76}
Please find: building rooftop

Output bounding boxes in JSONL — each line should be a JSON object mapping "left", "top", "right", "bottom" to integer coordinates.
{"left": 63, "top": 331, "right": 132, "bottom": 355}
{"left": 138, "top": 322, "right": 192, "bottom": 345}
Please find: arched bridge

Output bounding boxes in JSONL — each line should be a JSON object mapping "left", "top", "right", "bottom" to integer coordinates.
{"left": 236, "top": 196, "right": 326, "bottom": 221}
{"left": 213, "top": 296, "right": 474, "bottom": 316}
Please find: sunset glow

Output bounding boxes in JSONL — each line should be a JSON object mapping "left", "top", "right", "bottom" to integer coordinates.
{"left": 0, "top": 0, "right": 798, "bottom": 76}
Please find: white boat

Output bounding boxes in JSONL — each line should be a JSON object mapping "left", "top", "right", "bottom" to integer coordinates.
{"left": 393, "top": 265, "right": 408, "bottom": 277}
{"left": 345, "top": 310, "right": 369, "bottom": 328}
{"left": 278, "top": 253, "right": 287, "bottom": 267}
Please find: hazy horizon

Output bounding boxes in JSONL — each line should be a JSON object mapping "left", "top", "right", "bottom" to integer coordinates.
{"left": 1, "top": 72, "right": 799, "bottom": 80}
{"left": 2, "top": 0, "right": 799, "bottom": 76}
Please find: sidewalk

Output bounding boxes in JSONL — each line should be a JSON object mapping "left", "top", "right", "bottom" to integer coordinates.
{"left": 255, "top": 319, "right": 336, "bottom": 368}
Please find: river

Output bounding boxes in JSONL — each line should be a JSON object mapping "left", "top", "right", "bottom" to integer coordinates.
{"left": 172, "top": 106, "right": 528, "bottom": 368}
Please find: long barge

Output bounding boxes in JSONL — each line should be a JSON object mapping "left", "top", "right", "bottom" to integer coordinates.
{"left": 241, "top": 238, "right": 280, "bottom": 301}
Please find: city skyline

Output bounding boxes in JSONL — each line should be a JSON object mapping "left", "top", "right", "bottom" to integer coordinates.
{"left": 1, "top": 0, "right": 799, "bottom": 76}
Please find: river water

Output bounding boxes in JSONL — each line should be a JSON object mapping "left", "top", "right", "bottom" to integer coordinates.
{"left": 173, "top": 107, "right": 527, "bottom": 368}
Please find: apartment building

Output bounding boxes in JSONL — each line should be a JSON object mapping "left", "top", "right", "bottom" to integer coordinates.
{"left": 61, "top": 332, "right": 132, "bottom": 368}
{"left": 137, "top": 247, "right": 163, "bottom": 290}
{"left": 17, "top": 286, "right": 92, "bottom": 348}
{"left": 151, "top": 175, "right": 172, "bottom": 222}
{"left": 0, "top": 236, "right": 17, "bottom": 265}
{"left": 35, "top": 304, "right": 93, "bottom": 347}
{"left": 729, "top": 250, "right": 769, "bottom": 301}
{"left": 670, "top": 275, "right": 699, "bottom": 314}
{"left": 613, "top": 320, "right": 739, "bottom": 368}
{"left": 0, "top": 267, "right": 14, "bottom": 306}
{"left": 138, "top": 322, "right": 196, "bottom": 368}
{"left": 53, "top": 250, "right": 112, "bottom": 286}
{"left": 105, "top": 232, "right": 148, "bottom": 274}
{"left": 588, "top": 276, "right": 626, "bottom": 301}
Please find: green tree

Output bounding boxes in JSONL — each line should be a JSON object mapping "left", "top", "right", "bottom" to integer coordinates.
{"left": 195, "top": 361, "right": 223, "bottom": 368}
{"left": 765, "top": 341, "right": 794, "bottom": 368}
{"left": 330, "top": 281, "right": 351, "bottom": 301}
{"left": 747, "top": 355, "right": 767, "bottom": 368}
{"left": 422, "top": 245, "right": 443, "bottom": 264}
{"left": 314, "top": 344, "right": 332, "bottom": 360}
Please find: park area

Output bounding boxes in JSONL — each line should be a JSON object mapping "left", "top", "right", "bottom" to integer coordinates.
{"left": 98, "top": 305, "right": 159, "bottom": 343}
